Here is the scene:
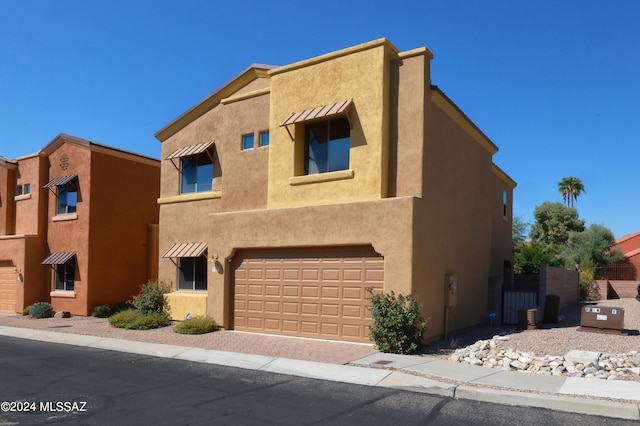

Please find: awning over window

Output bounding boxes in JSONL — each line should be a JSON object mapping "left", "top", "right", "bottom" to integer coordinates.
{"left": 44, "top": 174, "right": 77, "bottom": 188}
{"left": 41, "top": 252, "right": 75, "bottom": 265}
{"left": 279, "top": 99, "right": 352, "bottom": 127}
{"left": 165, "top": 142, "right": 214, "bottom": 160}
{"left": 162, "top": 242, "right": 208, "bottom": 258}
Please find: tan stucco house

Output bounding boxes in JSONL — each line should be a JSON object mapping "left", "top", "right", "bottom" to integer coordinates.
{"left": 0, "top": 134, "right": 160, "bottom": 315}
{"left": 156, "top": 38, "right": 516, "bottom": 343}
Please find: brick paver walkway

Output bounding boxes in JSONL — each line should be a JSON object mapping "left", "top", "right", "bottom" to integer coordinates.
{"left": 0, "top": 314, "right": 379, "bottom": 365}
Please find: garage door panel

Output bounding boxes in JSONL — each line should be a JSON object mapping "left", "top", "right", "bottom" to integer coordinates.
{"left": 0, "top": 266, "right": 18, "bottom": 313}
{"left": 233, "top": 247, "right": 383, "bottom": 343}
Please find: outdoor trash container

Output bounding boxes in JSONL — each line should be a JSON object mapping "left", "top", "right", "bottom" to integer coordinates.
{"left": 543, "top": 294, "right": 560, "bottom": 324}
{"left": 517, "top": 308, "right": 537, "bottom": 330}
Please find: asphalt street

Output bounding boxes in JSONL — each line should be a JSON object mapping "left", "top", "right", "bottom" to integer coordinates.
{"left": 0, "top": 336, "right": 634, "bottom": 425}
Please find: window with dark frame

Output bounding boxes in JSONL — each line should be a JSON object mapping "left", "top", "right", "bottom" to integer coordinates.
{"left": 180, "top": 150, "right": 213, "bottom": 194}
{"left": 304, "top": 117, "right": 350, "bottom": 175}
{"left": 57, "top": 181, "right": 78, "bottom": 215}
{"left": 178, "top": 255, "right": 208, "bottom": 290}
{"left": 55, "top": 259, "right": 75, "bottom": 291}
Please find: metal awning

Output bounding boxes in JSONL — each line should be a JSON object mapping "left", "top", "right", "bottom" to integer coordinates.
{"left": 162, "top": 242, "right": 208, "bottom": 258}
{"left": 43, "top": 175, "right": 77, "bottom": 188}
{"left": 280, "top": 99, "right": 352, "bottom": 127}
{"left": 165, "top": 142, "right": 214, "bottom": 160}
{"left": 41, "top": 252, "right": 75, "bottom": 265}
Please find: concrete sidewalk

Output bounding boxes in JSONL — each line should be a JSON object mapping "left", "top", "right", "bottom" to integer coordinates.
{"left": 0, "top": 317, "right": 638, "bottom": 421}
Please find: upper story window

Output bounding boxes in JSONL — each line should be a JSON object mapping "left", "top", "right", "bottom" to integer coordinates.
{"left": 503, "top": 191, "right": 509, "bottom": 219}
{"left": 242, "top": 134, "right": 255, "bottom": 150}
{"left": 181, "top": 150, "right": 213, "bottom": 194}
{"left": 57, "top": 182, "right": 78, "bottom": 215}
{"left": 44, "top": 175, "right": 78, "bottom": 216}
{"left": 259, "top": 131, "right": 270, "bottom": 147}
{"left": 304, "top": 117, "right": 350, "bottom": 175}
{"left": 164, "top": 142, "right": 215, "bottom": 196}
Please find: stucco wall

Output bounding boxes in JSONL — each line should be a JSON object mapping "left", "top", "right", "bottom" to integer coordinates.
{"left": 87, "top": 150, "right": 160, "bottom": 310}
{"left": 267, "top": 40, "right": 393, "bottom": 207}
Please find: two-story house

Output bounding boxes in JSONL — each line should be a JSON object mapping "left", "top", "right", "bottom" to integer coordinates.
{"left": 0, "top": 134, "right": 160, "bottom": 315}
{"left": 155, "top": 38, "right": 516, "bottom": 343}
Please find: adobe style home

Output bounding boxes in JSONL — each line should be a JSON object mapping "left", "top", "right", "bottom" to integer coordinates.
{"left": 0, "top": 134, "right": 160, "bottom": 316}
{"left": 155, "top": 38, "right": 516, "bottom": 343}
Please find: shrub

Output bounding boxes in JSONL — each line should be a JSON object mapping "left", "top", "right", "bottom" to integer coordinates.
{"left": 111, "top": 301, "right": 134, "bottom": 315}
{"left": 29, "top": 302, "right": 55, "bottom": 319}
{"left": 366, "top": 288, "right": 428, "bottom": 355}
{"left": 22, "top": 306, "right": 31, "bottom": 316}
{"left": 579, "top": 269, "right": 600, "bottom": 301}
{"left": 174, "top": 315, "right": 219, "bottom": 335}
{"left": 125, "top": 312, "right": 171, "bottom": 330}
{"left": 132, "top": 280, "right": 171, "bottom": 315}
{"left": 108, "top": 309, "right": 171, "bottom": 330}
{"left": 109, "top": 309, "right": 139, "bottom": 328}
{"left": 91, "top": 305, "right": 111, "bottom": 318}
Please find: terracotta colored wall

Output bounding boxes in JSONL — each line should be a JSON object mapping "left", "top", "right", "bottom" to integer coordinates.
{"left": 0, "top": 164, "right": 16, "bottom": 235}
{"left": 86, "top": 150, "right": 160, "bottom": 310}
{"left": 46, "top": 143, "right": 91, "bottom": 314}
{"left": 14, "top": 155, "right": 44, "bottom": 236}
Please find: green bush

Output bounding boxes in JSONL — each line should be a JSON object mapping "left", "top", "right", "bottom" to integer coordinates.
{"left": 366, "top": 288, "right": 428, "bottom": 355}
{"left": 125, "top": 312, "right": 171, "bottom": 330}
{"left": 91, "top": 305, "right": 111, "bottom": 318}
{"left": 109, "top": 309, "right": 139, "bottom": 328}
{"left": 132, "top": 280, "right": 171, "bottom": 315}
{"left": 174, "top": 315, "right": 219, "bottom": 335}
{"left": 22, "top": 305, "right": 31, "bottom": 316}
{"left": 29, "top": 302, "right": 55, "bottom": 319}
{"left": 108, "top": 309, "right": 171, "bottom": 330}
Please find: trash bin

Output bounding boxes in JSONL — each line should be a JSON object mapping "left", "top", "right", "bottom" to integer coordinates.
{"left": 517, "top": 308, "right": 537, "bottom": 330}
{"left": 543, "top": 295, "right": 560, "bottom": 324}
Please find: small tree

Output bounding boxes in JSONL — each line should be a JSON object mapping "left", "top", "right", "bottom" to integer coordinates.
{"left": 366, "top": 288, "right": 428, "bottom": 354}
{"left": 514, "top": 242, "right": 562, "bottom": 274}
{"left": 529, "top": 202, "right": 585, "bottom": 245}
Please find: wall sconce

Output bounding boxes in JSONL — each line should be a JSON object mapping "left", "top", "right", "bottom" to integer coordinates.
{"left": 17, "top": 274, "right": 24, "bottom": 283}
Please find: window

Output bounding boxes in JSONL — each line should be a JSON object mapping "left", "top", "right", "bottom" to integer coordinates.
{"left": 503, "top": 191, "right": 508, "bottom": 218}
{"left": 55, "top": 259, "right": 75, "bottom": 291}
{"left": 242, "top": 134, "right": 255, "bottom": 150}
{"left": 304, "top": 117, "right": 350, "bottom": 175}
{"left": 16, "top": 185, "right": 22, "bottom": 196}
{"left": 57, "top": 181, "right": 78, "bottom": 215}
{"left": 24, "top": 184, "right": 30, "bottom": 194}
{"left": 259, "top": 131, "right": 270, "bottom": 147}
{"left": 178, "top": 255, "right": 207, "bottom": 290}
{"left": 181, "top": 151, "right": 213, "bottom": 194}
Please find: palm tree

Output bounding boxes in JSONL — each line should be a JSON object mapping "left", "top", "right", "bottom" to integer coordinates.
{"left": 558, "top": 176, "right": 585, "bottom": 208}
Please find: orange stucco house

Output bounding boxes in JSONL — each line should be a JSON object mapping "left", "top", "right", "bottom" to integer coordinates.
{"left": 155, "top": 38, "right": 516, "bottom": 343}
{"left": 0, "top": 134, "right": 160, "bottom": 315}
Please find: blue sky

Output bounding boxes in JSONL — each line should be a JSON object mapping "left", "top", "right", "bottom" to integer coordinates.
{"left": 2, "top": 1, "right": 639, "bottom": 239}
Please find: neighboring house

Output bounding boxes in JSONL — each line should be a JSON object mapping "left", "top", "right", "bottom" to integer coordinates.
{"left": 155, "top": 38, "right": 516, "bottom": 343}
{"left": 0, "top": 134, "right": 160, "bottom": 315}
{"left": 595, "top": 232, "right": 640, "bottom": 299}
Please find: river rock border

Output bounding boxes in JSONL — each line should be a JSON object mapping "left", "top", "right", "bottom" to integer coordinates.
{"left": 449, "top": 335, "right": 640, "bottom": 380}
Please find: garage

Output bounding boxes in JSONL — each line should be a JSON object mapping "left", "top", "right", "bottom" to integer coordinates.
{"left": 232, "top": 246, "right": 384, "bottom": 343}
{"left": 0, "top": 263, "right": 18, "bottom": 313}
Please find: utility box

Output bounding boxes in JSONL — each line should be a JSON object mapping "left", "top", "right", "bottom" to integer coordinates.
{"left": 580, "top": 306, "right": 624, "bottom": 331}
{"left": 445, "top": 274, "right": 457, "bottom": 307}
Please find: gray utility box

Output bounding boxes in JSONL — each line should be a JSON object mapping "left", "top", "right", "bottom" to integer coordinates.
{"left": 580, "top": 306, "right": 624, "bottom": 331}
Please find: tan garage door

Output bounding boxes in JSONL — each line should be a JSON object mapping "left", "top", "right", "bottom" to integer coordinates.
{"left": 0, "top": 264, "right": 18, "bottom": 313}
{"left": 233, "top": 247, "right": 384, "bottom": 343}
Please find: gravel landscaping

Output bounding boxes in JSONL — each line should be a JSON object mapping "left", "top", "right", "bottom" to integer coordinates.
{"left": 423, "top": 298, "right": 640, "bottom": 380}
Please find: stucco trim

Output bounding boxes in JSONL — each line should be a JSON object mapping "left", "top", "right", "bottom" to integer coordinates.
{"left": 398, "top": 46, "right": 434, "bottom": 60}
{"left": 221, "top": 87, "right": 270, "bottom": 105}
{"left": 50, "top": 290, "right": 76, "bottom": 298}
{"left": 158, "top": 191, "right": 222, "bottom": 205}
{"left": 492, "top": 164, "right": 517, "bottom": 188}
{"left": 430, "top": 88, "right": 498, "bottom": 155}
{"left": 52, "top": 213, "right": 78, "bottom": 222}
{"left": 269, "top": 38, "right": 399, "bottom": 76}
{"left": 289, "top": 169, "right": 355, "bottom": 186}
{"left": 14, "top": 194, "right": 31, "bottom": 201}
